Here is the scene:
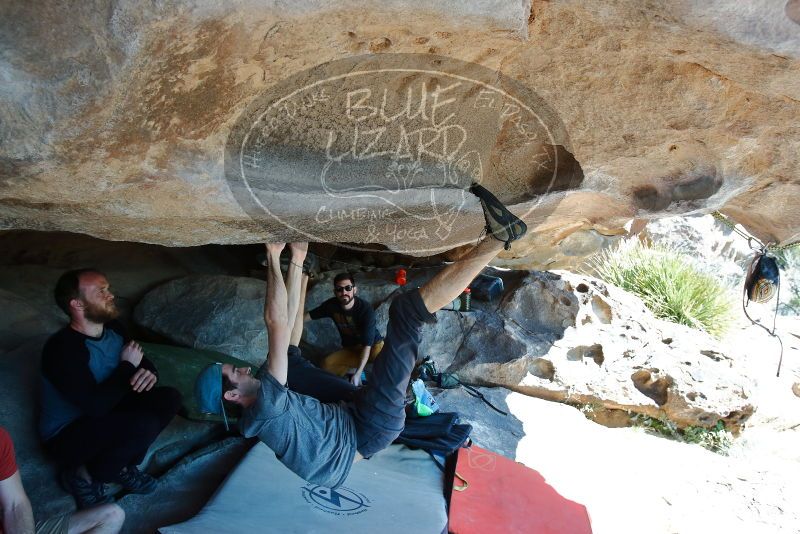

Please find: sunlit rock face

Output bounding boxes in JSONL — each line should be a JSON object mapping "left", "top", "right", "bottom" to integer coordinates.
{"left": 676, "top": 0, "right": 800, "bottom": 57}
{"left": 0, "top": 0, "right": 798, "bottom": 265}
{"left": 789, "top": 0, "right": 800, "bottom": 26}
{"left": 133, "top": 268, "right": 756, "bottom": 431}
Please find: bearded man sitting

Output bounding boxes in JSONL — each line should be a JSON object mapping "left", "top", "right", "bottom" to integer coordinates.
{"left": 39, "top": 269, "right": 182, "bottom": 508}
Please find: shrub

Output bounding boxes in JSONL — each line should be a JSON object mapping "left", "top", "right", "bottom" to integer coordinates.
{"left": 631, "top": 414, "right": 733, "bottom": 455}
{"left": 682, "top": 421, "right": 734, "bottom": 455}
{"left": 587, "top": 240, "right": 735, "bottom": 337}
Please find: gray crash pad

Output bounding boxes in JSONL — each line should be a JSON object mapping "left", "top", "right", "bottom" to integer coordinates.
{"left": 159, "top": 443, "right": 447, "bottom": 533}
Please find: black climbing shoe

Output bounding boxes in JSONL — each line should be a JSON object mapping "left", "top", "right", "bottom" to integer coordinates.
{"left": 114, "top": 465, "right": 157, "bottom": 494}
{"left": 60, "top": 469, "right": 115, "bottom": 509}
{"left": 470, "top": 183, "right": 527, "bottom": 250}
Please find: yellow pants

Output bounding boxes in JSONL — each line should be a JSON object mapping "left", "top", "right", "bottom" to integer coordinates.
{"left": 321, "top": 341, "right": 384, "bottom": 377}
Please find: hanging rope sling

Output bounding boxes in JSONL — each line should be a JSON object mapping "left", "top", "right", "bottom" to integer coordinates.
{"left": 712, "top": 211, "right": 800, "bottom": 376}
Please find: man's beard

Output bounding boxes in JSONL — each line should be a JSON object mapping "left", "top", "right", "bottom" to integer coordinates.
{"left": 83, "top": 300, "right": 120, "bottom": 323}
{"left": 338, "top": 295, "right": 352, "bottom": 306}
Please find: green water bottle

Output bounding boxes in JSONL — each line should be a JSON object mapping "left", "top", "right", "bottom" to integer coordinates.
{"left": 463, "top": 287, "right": 471, "bottom": 311}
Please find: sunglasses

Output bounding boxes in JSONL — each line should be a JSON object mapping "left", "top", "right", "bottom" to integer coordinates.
{"left": 334, "top": 285, "right": 354, "bottom": 293}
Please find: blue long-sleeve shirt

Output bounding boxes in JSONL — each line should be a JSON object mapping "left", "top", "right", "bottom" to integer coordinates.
{"left": 38, "top": 321, "right": 157, "bottom": 441}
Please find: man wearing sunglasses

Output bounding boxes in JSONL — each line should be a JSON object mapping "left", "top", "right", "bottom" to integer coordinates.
{"left": 195, "top": 184, "right": 527, "bottom": 489}
{"left": 305, "top": 273, "right": 383, "bottom": 386}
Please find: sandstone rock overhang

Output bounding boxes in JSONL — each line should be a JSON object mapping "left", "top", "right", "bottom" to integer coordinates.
{"left": 0, "top": 0, "right": 798, "bottom": 263}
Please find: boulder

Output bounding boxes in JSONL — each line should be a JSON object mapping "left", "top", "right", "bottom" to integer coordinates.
{"left": 133, "top": 267, "right": 440, "bottom": 362}
{"left": 134, "top": 275, "right": 268, "bottom": 365}
{"left": 137, "top": 267, "right": 755, "bottom": 430}
{"left": 0, "top": 230, "right": 252, "bottom": 331}
{"left": 0, "top": 1, "right": 798, "bottom": 267}
{"left": 136, "top": 265, "right": 514, "bottom": 366}
{"left": 0, "top": 289, "right": 63, "bottom": 352}
{"left": 448, "top": 270, "right": 756, "bottom": 432}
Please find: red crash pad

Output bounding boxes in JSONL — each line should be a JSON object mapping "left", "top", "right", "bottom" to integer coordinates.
{"left": 448, "top": 446, "right": 592, "bottom": 534}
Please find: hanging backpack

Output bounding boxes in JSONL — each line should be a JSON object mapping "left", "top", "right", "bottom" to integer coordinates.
{"left": 744, "top": 253, "right": 780, "bottom": 303}
{"left": 741, "top": 250, "right": 785, "bottom": 376}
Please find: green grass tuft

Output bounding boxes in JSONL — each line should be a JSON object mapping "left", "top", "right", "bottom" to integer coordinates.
{"left": 587, "top": 240, "right": 735, "bottom": 337}
{"left": 630, "top": 414, "right": 733, "bottom": 455}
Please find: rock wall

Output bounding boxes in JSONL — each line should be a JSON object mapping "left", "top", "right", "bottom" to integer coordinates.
{"left": 0, "top": 0, "right": 798, "bottom": 266}
{"left": 136, "top": 267, "right": 756, "bottom": 431}
{"left": 0, "top": 232, "right": 258, "bottom": 519}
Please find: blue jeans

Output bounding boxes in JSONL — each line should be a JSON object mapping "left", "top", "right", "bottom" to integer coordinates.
{"left": 286, "top": 345, "right": 357, "bottom": 403}
{"left": 349, "top": 289, "right": 436, "bottom": 457}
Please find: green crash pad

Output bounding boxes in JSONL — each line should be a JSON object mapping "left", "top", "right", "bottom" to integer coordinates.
{"left": 141, "top": 342, "right": 254, "bottom": 424}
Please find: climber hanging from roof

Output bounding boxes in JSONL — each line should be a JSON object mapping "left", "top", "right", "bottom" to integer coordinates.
{"left": 194, "top": 184, "right": 526, "bottom": 488}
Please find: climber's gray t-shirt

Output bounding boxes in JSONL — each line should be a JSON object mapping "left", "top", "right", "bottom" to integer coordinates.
{"left": 238, "top": 366, "right": 357, "bottom": 489}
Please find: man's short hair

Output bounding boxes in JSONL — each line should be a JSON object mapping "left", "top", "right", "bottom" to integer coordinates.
{"left": 333, "top": 272, "right": 355, "bottom": 287}
{"left": 54, "top": 268, "right": 103, "bottom": 316}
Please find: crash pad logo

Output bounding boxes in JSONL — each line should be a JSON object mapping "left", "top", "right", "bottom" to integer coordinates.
{"left": 225, "top": 53, "right": 579, "bottom": 254}
{"left": 301, "top": 484, "right": 370, "bottom": 516}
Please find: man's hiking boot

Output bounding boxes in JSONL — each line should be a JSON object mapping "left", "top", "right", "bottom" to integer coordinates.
{"left": 60, "top": 469, "right": 115, "bottom": 509}
{"left": 114, "top": 465, "right": 157, "bottom": 494}
{"left": 470, "top": 183, "right": 527, "bottom": 250}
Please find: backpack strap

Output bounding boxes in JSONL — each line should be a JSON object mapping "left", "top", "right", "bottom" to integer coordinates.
{"left": 440, "top": 444, "right": 471, "bottom": 514}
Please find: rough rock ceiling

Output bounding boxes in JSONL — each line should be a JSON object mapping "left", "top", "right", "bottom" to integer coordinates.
{"left": 0, "top": 0, "right": 798, "bottom": 265}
